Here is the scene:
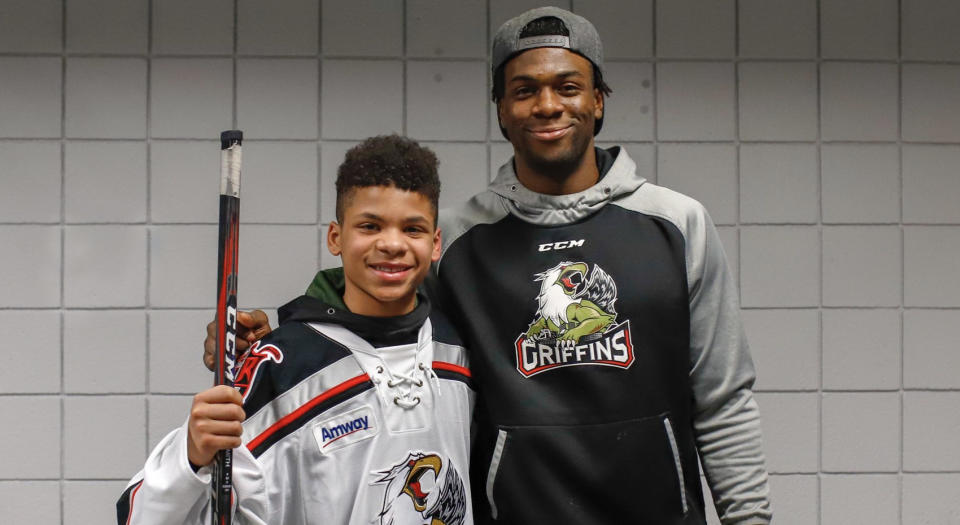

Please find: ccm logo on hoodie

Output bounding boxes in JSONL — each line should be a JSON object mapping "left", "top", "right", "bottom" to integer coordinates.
{"left": 313, "top": 406, "right": 378, "bottom": 454}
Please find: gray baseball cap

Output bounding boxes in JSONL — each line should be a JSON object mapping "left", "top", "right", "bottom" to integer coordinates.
{"left": 491, "top": 6, "right": 604, "bottom": 75}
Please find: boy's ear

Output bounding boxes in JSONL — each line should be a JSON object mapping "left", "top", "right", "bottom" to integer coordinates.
{"left": 431, "top": 227, "right": 442, "bottom": 263}
{"left": 327, "top": 222, "right": 342, "bottom": 257}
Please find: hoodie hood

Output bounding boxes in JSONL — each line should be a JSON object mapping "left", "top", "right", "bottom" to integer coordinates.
{"left": 488, "top": 146, "right": 646, "bottom": 226}
{"left": 285, "top": 267, "right": 429, "bottom": 347}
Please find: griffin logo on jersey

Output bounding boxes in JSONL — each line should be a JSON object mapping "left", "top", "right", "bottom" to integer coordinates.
{"left": 373, "top": 452, "right": 467, "bottom": 525}
{"left": 234, "top": 341, "right": 283, "bottom": 401}
{"left": 514, "top": 261, "right": 635, "bottom": 377}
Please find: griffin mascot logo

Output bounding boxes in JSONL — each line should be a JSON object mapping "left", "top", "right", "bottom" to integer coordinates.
{"left": 515, "top": 261, "right": 634, "bottom": 377}
{"left": 373, "top": 452, "right": 467, "bottom": 525}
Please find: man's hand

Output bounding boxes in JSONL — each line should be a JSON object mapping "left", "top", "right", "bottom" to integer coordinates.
{"left": 186, "top": 385, "right": 245, "bottom": 467}
{"left": 203, "top": 310, "right": 272, "bottom": 370}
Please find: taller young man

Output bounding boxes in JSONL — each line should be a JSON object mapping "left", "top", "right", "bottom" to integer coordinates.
{"left": 209, "top": 7, "right": 772, "bottom": 524}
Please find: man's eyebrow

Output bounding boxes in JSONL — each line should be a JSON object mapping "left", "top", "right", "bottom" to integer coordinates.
{"left": 507, "top": 70, "right": 585, "bottom": 83}
{"left": 355, "top": 212, "right": 383, "bottom": 221}
{"left": 404, "top": 216, "right": 431, "bottom": 225}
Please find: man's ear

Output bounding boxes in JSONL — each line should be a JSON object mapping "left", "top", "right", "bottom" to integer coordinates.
{"left": 431, "top": 227, "right": 442, "bottom": 263}
{"left": 594, "top": 89, "right": 604, "bottom": 121}
{"left": 327, "top": 222, "right": 342, "bottom": 257}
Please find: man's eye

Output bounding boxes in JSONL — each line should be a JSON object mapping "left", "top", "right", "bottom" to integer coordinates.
{"left": 359, "top": 223, "right": 379, "bottom": 231}
{"left": 559, "top": 84, "right": 580, "bottom": 94}
{"left": 405, "top": 227, "right": 426, "bottom": 235}
{"left": 514, "top": 87, "right": 534, "bottom": 97}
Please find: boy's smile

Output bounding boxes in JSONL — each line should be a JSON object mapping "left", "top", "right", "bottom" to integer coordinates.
{"left": 327, "top": 185, "right": 441, "bottom": 317}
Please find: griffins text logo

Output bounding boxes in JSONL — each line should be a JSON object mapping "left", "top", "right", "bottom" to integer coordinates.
{"left": 515, "top": 261, "right": 634, "bottom": 377}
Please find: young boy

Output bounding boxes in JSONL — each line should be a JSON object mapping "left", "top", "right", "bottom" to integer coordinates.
{"left": 118, "top": 135, "right": 474, "bottom": 525}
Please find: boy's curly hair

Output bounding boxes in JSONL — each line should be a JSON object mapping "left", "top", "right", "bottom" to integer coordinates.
{"left": 335, "top": 134, "right": 441, "bottom": 225}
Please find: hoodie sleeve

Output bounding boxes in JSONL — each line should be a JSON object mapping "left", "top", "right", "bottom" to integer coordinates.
{"left": 116, "top": 422, "right": 269, "bottom": 525}
{"left": 684, "top": 205, "right": 772, "bottom": 524}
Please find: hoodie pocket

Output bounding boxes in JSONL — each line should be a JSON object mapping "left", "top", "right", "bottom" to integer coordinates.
{"left": 484, "top": 413, "right": 691, "bottom": 523}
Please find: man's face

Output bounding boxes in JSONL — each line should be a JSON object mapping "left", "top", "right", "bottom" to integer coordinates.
{"left": 327, "top": 185, "right": 441, "bottom": 317}
{"left": 498, "top": 47, "right": 603, "bottom": 174}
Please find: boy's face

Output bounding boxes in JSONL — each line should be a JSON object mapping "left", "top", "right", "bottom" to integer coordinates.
{"left": 327, "top": 185, "right": 441, "bottom": 317}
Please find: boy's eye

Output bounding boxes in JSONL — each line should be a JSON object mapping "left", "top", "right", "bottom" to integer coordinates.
{"left": 405, "top": 226, "right": 426, "bottom": 235}
{"left": 358, "top": 223, "right": 379, "bottom": 231}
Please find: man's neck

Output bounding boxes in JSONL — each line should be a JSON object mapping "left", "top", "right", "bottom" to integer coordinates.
{"left": 514, "top": 145, "right": 600, "bottom": 196}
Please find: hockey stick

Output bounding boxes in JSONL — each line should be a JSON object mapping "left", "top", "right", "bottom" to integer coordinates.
{"left": 212, "top": 130, "right": 242, "bottom": 525}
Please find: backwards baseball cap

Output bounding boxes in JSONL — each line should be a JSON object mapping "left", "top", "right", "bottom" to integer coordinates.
{"left": 492, "top": 6, "right": 604, "bottom": 77}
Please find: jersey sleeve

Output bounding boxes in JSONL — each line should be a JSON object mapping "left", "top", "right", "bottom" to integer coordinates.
{"left": 685, "top": 206, "right": 773, "bottom": 524}
{"left": 116, "top": 422, "right": 270, "bottom": 525}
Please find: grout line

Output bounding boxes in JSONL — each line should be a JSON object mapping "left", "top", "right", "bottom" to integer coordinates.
{"left": 59, "top": 0, "right": 67, "bottom": 518}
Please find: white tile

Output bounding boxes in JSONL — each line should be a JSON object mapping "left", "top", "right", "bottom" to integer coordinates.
{"left": 490, "top": 102, "right": 508, "bottom": 143}
{"left": 574, "top": 0, "right": 653, "bottom": 59}
{"left": 319, "top": 141, "right": 357, "bottom": 223}
{"left": 237, "top": 59, "right": 319, "bottom": 139}
{"left": 821, "top": 144, "right": 900, "bottom": 224}
{"left": 237, "top": 0, "right": 318, "bottom": 55}
{"left": 488, "top": 142, "right": 515, "bottom": 182}
{"left": 904, "top": 226, "right": 960, "bottom": 307}
{"left": 64, "top": 141, "right": 147, "bottom": 223}
{"left": 239, "top": 225, "right": 320, "bottom": 308}
{"left": 64, "top": 311, "right": 146, "bottom": 393}
{"left": 820, "top": 62, "right": 898, "bottom": 141}
{"left": 151, "top": 0, "right": 234, "bottom": 55}
{"left": 655, "top": 0, "right": 735, "bottom": 58}
{"left": 738, "top": 0, "right": 817, "bottom": 58}
{"left": 149, "top": 310, "right": 217, "bottom": 394}
{"left": 64, "top": 226, "right": 146, "bottom": 307}
{"left": 742, "top": 309, "right": 819, "bottom": 391}
{"left": 614, "top": 143, "right": 656, "bottom": 184}
{"left": 234, "top": 141, "right": 319, "bottom": 224}
{"left": 902, "top": 65, "right": 960, "bottom": 142}
{"left": 0, "top": 57, "right": 61, "bottom": 138}
{"left": 820, "top": 474, "right": 899, "bottom": 525}
{"left": 322, "top": 0, "right": 402, "bottom": 57}
{"left": 0, "top": 0, "right": 61, "bottom": 53}
{"left": 753, "top": 393, "right": 819, "bottom": 473}
{"left": 428, "top": 142, "right": 488, "bottom": 210}
{"left": 407, "top": 0, "right": 486, "bottom": 58}
{"left": 0, "top": 482, "right": 60, "bottom": 525}
{"left": 64, "top": 481, "right": 130, "bottom": 525}
{"left": 65, "top": 58, "right": 147, "bottom": 139}
{"left": 904, "top": 310, "right": 960, "bottom": 389}
{"left": 656, "top": 62, "right": 736, "bottom": 141}
{"left": 822, "top": 309, "right": 900, "bottom": 390}
{"left": 903, "top": 145, "right": 960, "bottom": 224}
{"left": 407, "top": 61, "right": 487, "bottom": 141}
{"left": 0, "top": 396, "right": 60, "bottom": 478}
{"left": 738, "top": 62, "right": 818, "bottom": 141}
{"left": 740, "top": 144, "right": 818, "bottom": 224}
{"left": 902, "top": 0, "right": 960, "bottom": 60}
{"left": 902, "top": 474, "right": 960, "bottom": 524}
{"left": 596, "top": 62, "right": 654, "bottom": 141}
{"left": 150, "top": 141, "right": 220, "bottom": 223}
{"left": 65, "top": 0, "right": 147, "bottom": 54}
{"left": 657, "top": 144, "right": 737, "bottom": 225}
{"left": 490, "top": 0, "right": 572, "bottom": 42}
{"left": 0, "top": 226, "right": 61, "bottom": 307}
{"left": 903, "top": 392, "right": 960, "bottom": 471}
{"left": 822, "top": 226, "right": 901, "bottom": 307}
{"left": 822, "top": 393, "right": 900, "bottom": 472}
{"left": 321, "top": 60, "right": 403, "bottom": 139}
{"left": 64, "top": 396, "right": 145, "bottom": 478}
{"left": 0, "top": 311, "right": 60, "bottom": 393}
{"left": 768, "top": 475, "right": 818, "bottom": 525}
{"left": 150, "top": 58, "right": 233, "bottom": 139}
{"left": 820, "top": 0, "right": 898, "bottom": 59}
{"left": 715, "top": 226, "right": 738, "bottom": 286}
{"left": 149, "top": 225, "right": 217, "bottom": 307}
{"left": 0, "top": 141, "right": 61, "bottom": 222}
{"left": 740, "top": 226, "right": 820, "bottom": 307}
{"left": 148, "top": 395, "right": 193, "bottom": 450}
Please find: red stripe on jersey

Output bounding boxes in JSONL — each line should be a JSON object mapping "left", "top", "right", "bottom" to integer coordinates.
{"left": 125, "top": 481, "right": 143, "bottom": 525}
{"left": 246, "top": 373, "right": 370, "bottom": 452}
{"left": 432, "top": 361, "right": 471, "bottom": 377}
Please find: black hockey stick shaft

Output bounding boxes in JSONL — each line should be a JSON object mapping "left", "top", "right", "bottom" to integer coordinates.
{"left": 213, "top": 130, "right": 242, "bottom": 525}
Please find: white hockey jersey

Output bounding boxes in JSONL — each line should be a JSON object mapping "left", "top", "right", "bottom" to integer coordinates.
{"left": 118, "top": 293, "right": 474, "bottom": 525}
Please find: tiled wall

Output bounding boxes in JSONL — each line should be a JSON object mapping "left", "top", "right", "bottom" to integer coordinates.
{"left": 2, "top": 1, "right": 959, "bottom": 523}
